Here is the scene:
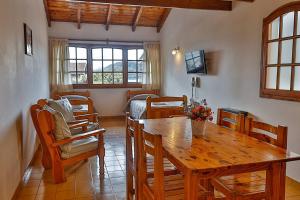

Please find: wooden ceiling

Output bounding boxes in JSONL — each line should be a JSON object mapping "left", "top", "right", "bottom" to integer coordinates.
{"left": 44, "top": 0, "right": 254, "bottom": 32}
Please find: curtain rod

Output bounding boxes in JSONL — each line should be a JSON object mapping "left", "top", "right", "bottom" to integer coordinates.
{"left": 50, "top": 38, "right": 159, "bottom": 45}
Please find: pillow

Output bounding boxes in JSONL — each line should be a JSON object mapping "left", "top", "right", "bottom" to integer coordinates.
{"left": 62, "top": 95, "right": 88, "bottom": 101}
{"left": 43, "top": 105, "right": 72, "bottom": 152}
{"left": 130, "top": 94, "right": 159, "bottom": 101}
{"left": 48, "top": 99, "right": 75, "bottom": 122}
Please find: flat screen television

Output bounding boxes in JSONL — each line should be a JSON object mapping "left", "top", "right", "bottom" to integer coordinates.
{"left": 185, "top": 50, "right": 207, "bottom": 74}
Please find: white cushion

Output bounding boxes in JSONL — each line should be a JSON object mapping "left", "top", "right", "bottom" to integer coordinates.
{"left": 48, "top": 99, "right": 75, "bottom": 122}
{"left": 62, "top": 95, "right": 88, "bottom": 100}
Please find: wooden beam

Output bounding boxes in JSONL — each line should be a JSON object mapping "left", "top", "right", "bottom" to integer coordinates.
{"left": 43, "top": 0, "right": 51, "bottom": 27}
{"left": 132, "top": 7, "right": 143, "bottom": 32}
{"left": 77, "top": 5, "right": 81, "bottom": 29}
{"left": 70, "top": 0, "right": 232, "bottom": 11}
{"left": 105, "top": 4, "right": 112, "bottom": 31}
{"left": 157, "top": 8, "right": 171, "bottom": 33}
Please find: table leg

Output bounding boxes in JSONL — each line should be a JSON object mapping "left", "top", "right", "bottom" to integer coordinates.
{"left": 184, "top": 170, "right": 199, "bottom": 200}
{"left": 269, "top": 162, "right": 286, "bottom": 200}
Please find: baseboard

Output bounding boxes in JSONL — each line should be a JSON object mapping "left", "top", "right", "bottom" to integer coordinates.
{"left": 101, "top": 115, "right": 125, "bottom": 121}
{"left": 11, "top": 145, "right": 41, "bottom": 200}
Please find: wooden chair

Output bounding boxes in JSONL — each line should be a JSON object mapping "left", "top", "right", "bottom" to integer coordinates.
{"left": 140, "top": 129, "right": 208, "bottom": 200}
{"left": 211, "top": 117, "right": 288, "bottom": 200}
{"left": 217, "top": 108, "right": 245, "bottom": 132}
{"left": 127, "top": 89, "right": 160, "bottom": 101}
{"left": 30, "top": 104, "right": 105, "bottom": 183}
{"left": 146, "top": 95, "right": 188, "bottom": 119}
{"left": 126, "top": 113, "right": 178, "bottom": 200}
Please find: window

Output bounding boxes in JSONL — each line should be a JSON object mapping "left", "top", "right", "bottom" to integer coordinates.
{"left": 261, "top": 2, "right": 300, "bottom": 101}
{"left": 66, "top": 44, "right": 145, "bottom": 88}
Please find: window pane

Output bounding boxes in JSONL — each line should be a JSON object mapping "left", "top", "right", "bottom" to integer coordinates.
{"left": 266, "top": 67, "right": 277, "bottom": 89}
{"left": 68, "top": 47, "right": 76, "bottom": 59}
{"left": 128, "top": 49, "right": 137, "bottom": 60}
{"left": 113, "top": 61, "right": 123, "bottom": 72}
{"left": 93, "top": 73, "right": 102, "bottom": 84}
{"left": 279, "top": 66, "right": 291, "bottom": 90}
{"left": 77, "top": 60, "right": 87, "bottom": 72}
{"left": 128, "top": 61, "right": 137, "bottom": 72}
{"left": 103, "top": 48, "right": 112, "bottom": 59}
{"left": 67, "top": 60, "right": 76, "bottom": 71}
{"left": 93, "top": 61, "right": 102, "bottom": 72}
{"left": 77, "top": 73, "right": 87, "bottom": 84}
{"left": 103, "top": 73, "right": 113, "bottom": 84}
{"left": 269, "top": 17, "right": 280, "bottom": 40}
{"left": 294, "top": 66, "right": 300, "bottom": 91}
{"left": 138, "top": 73, "right": 143, "bottom": 83}
{"left": 70, "top": 72, "right": 76, "bottom": 84}
{"left": 267, "top": 42, "right": 278, "bottom": 64}
{"left": 114, "top": 73, "right": 123, "bottom": 84}
{"left": 138, "top": 61, "right": 146, "bottom": 72}
{"left": 128, "top": 73, "right": 137, "bottom": 83}
{"left": 103, "top": 61, "right": 112, "bottom": 72}
{"left": 92, "top": 48, "right": 102, "bottom": 59}
{"left": 282, "top": 12, "right": 294, "bottom": 38}
{"left": 138, "top": 49, "right": 145, "bottom": 60}
{"left": 281, "top": 39, "right": 293, "bottom": 64}
{"left": 296, "top": 38, "right": 300, "bottom": 63}
{"left": 77, "top": 48, "right": 87, "bottom": 59}
{"left": 114, "top": 49, "right": 122, "bottom": 60}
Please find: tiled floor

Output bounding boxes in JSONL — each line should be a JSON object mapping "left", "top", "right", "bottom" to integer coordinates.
{"left": 17, "top": 119, "right": 300, "bottom": 200}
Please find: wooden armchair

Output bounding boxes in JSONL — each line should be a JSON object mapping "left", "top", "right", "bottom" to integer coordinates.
{"left": 217, "top": 108, "right": 246, "bottom": 132}
{"left": 211, "top": 117, "right": 288, "bottom": 199}
{"left": 30, "top": 104, "right": 105, "bottom": 183}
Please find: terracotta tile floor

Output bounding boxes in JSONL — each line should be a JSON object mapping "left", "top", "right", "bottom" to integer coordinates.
{"left": 17, "top": 119, "right": 300, "bottom": 200}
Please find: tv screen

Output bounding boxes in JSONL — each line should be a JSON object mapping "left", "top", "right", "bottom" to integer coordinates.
{"left": 185, "top": 50, "right": 207, "bottom": 74}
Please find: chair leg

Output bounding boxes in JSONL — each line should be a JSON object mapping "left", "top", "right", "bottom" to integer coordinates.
{"left": 42, "top": 149, "right": 51, "bottom": 169}
{"left": 98, "top": 134, "right": 105, "bottom": 176}
{"left": 52, "top": 159, "right": 66, "bottom": 184}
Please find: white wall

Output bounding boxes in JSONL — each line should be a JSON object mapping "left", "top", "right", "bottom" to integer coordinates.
{"left": 48, "top": 22, "right": 160, "bottom": 116}
{"left": 160, "top": 0, "right": 300, "bottom": 181}
{"left": 0, "top": 0, "right": 49, "bottom": 199}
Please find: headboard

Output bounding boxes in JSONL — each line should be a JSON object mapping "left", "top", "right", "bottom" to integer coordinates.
{"left": 127, "top": 90, "right": 160, "bottom": 101}
{"left": 52, "top": 90, "right": 90, "bottom": 99}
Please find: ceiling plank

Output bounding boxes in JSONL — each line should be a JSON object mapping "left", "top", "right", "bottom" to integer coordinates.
{"left": 157, "top": 8, "right": 171, "bottom": 33}
{"left": 105, "top": 4, "right": 112, "bottom": 31}
{"left": 70, "top": 0, "right": 232, "bottom": 11}
{"left": 77, "top": 5, "right": 81, "bottom": 29}
{"left": 43, "top": 0, "right": 51, "bottom": 27}
{"left": 132, "top": 7, "right": 143, "bottom": 32}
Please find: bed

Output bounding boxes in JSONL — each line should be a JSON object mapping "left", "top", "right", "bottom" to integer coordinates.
{"left": 126, "top": 90, "right": 188, "bottom": 119}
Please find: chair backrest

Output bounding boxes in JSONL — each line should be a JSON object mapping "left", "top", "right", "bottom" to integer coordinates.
{"left": 140, "top": 129, "right": 165, "bottom": 200}
{"left": 245, "top": 117, "right": 288, "bottom": 149}
{"left": 30, "top": 104, "right": 61, "bottom": 160}
{"left": 217, "top": 108, "right": 245, "bottom": 132}
{"left": 146, "top": 95, "right": 188, "bottom": 119}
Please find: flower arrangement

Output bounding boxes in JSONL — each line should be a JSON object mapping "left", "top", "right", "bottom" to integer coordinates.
{"left": 188, "top": 99, "right": 213, "bottom": 121}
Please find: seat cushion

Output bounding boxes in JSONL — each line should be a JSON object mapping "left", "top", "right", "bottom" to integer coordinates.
{"left": 61, "top": 136, "right": 98, "bottom": 159}
{"left": 48, "top": 98, "right": 75, "bottom": 122}
{"left": 70, "top": 122, "right": 99, "bottom": 135}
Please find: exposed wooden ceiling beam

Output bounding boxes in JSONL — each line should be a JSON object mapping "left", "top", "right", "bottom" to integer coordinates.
{"left": 105, "top": 4, "right": 112, "bottom": 31}
{"left": 43, "top": 0, "right": 51, "bottom": 27}
{"left": 70, "top": 0, "right": 232, "bottom": 11}
{"left": 132, "top": 7, "right": 143, "bottom": 32}
{"left": 77, "top": 5, "right": 81, "bottom": 29}
{"left": 157, "top": 8, "right": 171, "bottom": 33}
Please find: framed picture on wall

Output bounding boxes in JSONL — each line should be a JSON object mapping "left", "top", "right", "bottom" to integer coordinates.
{"left": 24, "top": 23, "right": 33, "bottom": 56}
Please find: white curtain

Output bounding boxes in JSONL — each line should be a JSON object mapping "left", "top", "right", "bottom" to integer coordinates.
{"left": 49, "top": 39, "right": 72, "bottom": 93}
{"left": 142, "top": 43, "right": 161, "bottom": 90}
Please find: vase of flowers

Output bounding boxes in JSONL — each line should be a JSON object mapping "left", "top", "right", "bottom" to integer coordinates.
{"left": 188, "top": 99, "right": 213, "bottom": 135}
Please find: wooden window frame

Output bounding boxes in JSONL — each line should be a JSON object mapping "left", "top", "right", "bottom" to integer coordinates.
{"left": 260, "top": 2, "right": 300, "bottom": 102}
{"left": 68, "top": 43, "right": 144, "bottom": 89}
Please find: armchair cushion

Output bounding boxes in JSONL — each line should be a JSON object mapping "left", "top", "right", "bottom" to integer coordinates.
{"left": 48, "top": 99, "right": 75, "bottom": 122}
{"left": 43, "top": 105, "right": 72, "bottom": 152}
{"left": 62, "top": 95, "right": 88, "bottom": 101}
{"left": 61, "top": 136, "right": 98, "bottom": 159}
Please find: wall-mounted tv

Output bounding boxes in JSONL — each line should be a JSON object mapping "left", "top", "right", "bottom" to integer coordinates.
{"left": 185, "top": 50, "right": 207, "bottom": 74}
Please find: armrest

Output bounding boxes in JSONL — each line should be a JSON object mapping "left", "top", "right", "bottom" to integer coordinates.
{"left": 67, "top": 120, "right": 88, "bottom": 125}
{"left": 52, "top": 128, "right": 106, "bottom": 147}
{"left": 68, "top": 121, "right": 89, "bottom": 129}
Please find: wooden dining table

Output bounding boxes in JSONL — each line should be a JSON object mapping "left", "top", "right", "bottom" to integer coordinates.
{"left": 141, "top": 117, "right": 300, "bottom": 200}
